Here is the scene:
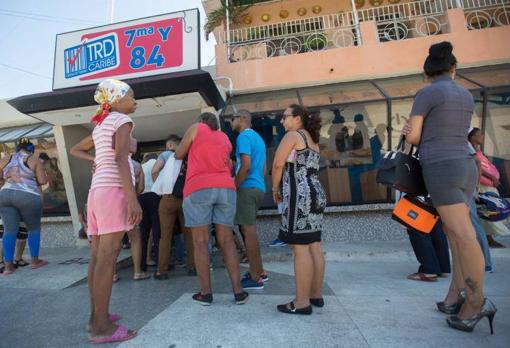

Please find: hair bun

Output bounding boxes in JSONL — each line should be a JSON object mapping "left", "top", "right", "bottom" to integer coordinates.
{"left": 429, "top": 41, "right": 453, "bottom": 60}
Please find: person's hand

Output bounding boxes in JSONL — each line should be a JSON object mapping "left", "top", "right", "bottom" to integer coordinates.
{"left": 91, "top": 162, "right": 96, "bottom": 174}
{"left": 492, "top": 177, "right": 500, "bottom": 187}
{"left": 127, "top": 195, "right": 143, "bottom": 226}
{"left": 401, "top": 121, "right": 412, "bottom": 136}
{"left": 273, "top": 190, "right": 282, "bottom": 204}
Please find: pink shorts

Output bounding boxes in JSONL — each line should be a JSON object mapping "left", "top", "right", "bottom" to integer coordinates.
{"left": 87, "top": 187, "right": 134, "bottom": 236}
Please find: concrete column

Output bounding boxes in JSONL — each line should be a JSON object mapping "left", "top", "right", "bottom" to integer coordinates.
{"left": 359, "top": 21, "right": 379, "bottom": 45}
{"left": 54, "top": 125, "right": 93, "bottom": 246}
{"left": 53, "top": 125, "right": 81, "bottom": 245}
{"left": 445, "top": 8, "right": 468, "bottom": 33}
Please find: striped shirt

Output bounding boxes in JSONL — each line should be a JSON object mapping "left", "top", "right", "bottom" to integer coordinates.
{"left": 90, "top": 112, "right": 135, "bottom": 189}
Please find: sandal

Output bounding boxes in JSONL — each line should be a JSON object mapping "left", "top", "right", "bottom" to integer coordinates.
{"left": 113, "top": 273, "right": 120, "bottom": 283}
{"left": 133, "top": 272, "right": 150, "bottom": 281}
{"left": 14, "top": 259, "right": 29, "bottom": 267}
{"left": 85, "top": 313, "right": 121, "bottom": 332}
{"left": 89, "top": 325, "right": 137, "bottom": 344}
{"left": 407, "top": 272, "right": 438, "bottom": 282}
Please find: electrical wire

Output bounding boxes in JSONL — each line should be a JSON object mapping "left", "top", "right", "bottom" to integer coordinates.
{"left": 0, "top": 63, "right": 51, "bottom": 80}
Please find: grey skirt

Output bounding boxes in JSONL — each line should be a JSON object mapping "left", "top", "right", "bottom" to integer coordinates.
{"left": 422, "top": 158, "right": 478, "bottom": 207}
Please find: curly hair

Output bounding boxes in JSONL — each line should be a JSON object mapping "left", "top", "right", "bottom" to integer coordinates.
{"left": 289, "top": 104, "right": 322, "bottom": 143}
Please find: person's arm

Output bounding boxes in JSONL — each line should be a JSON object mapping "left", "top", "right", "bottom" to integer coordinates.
{"left": 136, "top": 165, "right": 145, "bottom": 194}
{"left": 34, "top": 159, "right": 48, "bottom": 186}
{"left": 175, "top": 124, "right": 198, "bottom": 160}
{"left": 151, "top": 158, "right": 165, "bottom": 182}
{"left": 271, "top": 132, "right": 298, "bottom": 203}
{"left": 234, "top": 134, "right": 252, "bottom": 188}
{"left": 235, "top": 154, "right": 251, "bottom": 189}
{"left": 114, "top": 123, "right": 142, "bottom": 225}
{"left": 70, "top": 135, "right": 95, "bottom": 162}
{"left": 401, "top": 116, "right": 424, "bottom": 146}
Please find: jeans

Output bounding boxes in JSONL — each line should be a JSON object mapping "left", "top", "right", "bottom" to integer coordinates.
{"left": 139, "top": 192, "right": 161, "bottom": 272}
{"left": 0, "top": 189, "right": 42, "bottom": 262}
{"left": 407, "top": 220, "right": 451, "bottom": 274}
{"left": 469, "top": 198, "right": 493, "bottom": 270}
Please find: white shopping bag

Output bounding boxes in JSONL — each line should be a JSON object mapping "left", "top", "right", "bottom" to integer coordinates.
{"left": 151, "top": 152, "right": 182, "bottom": 195}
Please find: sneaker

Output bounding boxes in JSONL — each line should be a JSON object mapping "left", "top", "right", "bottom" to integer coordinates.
{"left": 241, "top": 276, "right": 264, "bottom": 290}
{"left": 269, "top": 239, "right": 286, "bottom": 247}
{"left": 234, "top": 291, "right": 249, "bottom": 305}
{"left": 192, "top": 292, "right": 213, "bottom": 306}
{"left": 485, "top": 266, "right": 494, "bottom": 273}
{"left": 243, "top": 271, "right": 269, "bottom": 283}
{"left": 176, "top": 260, "right": 187, "bottom": 268}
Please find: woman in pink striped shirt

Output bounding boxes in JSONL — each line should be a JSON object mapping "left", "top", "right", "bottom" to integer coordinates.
{"left": 71, "top": 79, "right": 141, "bottom": 344}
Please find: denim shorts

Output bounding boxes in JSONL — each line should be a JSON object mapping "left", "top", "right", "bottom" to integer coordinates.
{"left": 0, "top": 189, "right": 42, "bottom": 232}
{"left": 183, "top": 188, "right": 236, "bottom": 227}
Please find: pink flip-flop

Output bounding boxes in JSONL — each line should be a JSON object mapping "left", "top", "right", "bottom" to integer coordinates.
{"left": 89, "top": 325, "right": 137, "bottom": 344}
{"left": 31, "top": 260, "right": 49, "bottom": 270}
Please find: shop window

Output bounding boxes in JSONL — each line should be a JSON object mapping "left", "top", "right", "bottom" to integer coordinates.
{"left": 0, "top": 137, "right": 69, "bottom": 216}
{"left": 483, "top": 90, "right": 510, "bottom": 196}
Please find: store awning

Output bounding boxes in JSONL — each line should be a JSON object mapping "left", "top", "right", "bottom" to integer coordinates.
{"left": 0, "top": 123, "right": 53, "bottom": 144}
{"left": 7, "top": 69, "right": 225, "bottom": 117}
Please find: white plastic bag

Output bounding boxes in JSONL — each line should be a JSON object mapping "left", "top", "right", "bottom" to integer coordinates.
{"left": 151, "top": 152, "right": 182, "bottom": 195}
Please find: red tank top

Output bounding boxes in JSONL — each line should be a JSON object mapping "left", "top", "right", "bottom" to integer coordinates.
{"left": 184, "top": 123, "right": 235, "bottom": 197}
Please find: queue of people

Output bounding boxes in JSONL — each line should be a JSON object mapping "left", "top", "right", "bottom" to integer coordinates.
{"left": 1, "top": 40, "right": 504, "bottom": 344}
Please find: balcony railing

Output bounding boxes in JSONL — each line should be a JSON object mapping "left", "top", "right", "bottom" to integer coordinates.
{"left": 225, "top": 11, "right": 361, "bottom": 62}
{"left": 222, "top": 0, "right": 509, "bottom": 62}
{"left": 461, "top": 0, "right": 510, "bottom": 29}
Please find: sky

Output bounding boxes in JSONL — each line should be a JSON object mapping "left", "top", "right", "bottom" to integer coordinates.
{"left": 0, "top": 0, "right": 217, "bottom": 99}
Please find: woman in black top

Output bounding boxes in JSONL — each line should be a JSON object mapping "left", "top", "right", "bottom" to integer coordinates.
{"left": 403, "top": 42, "right": 496, "bottom": 333}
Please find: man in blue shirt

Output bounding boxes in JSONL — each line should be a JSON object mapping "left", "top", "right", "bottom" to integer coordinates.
{"left": 232, "top": 110, "right": 268, "bottom": 290}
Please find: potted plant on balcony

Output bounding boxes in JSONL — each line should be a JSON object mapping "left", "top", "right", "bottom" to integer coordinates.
{"left": 304, "top": 32, "right": 328, "bottom": 51}
{"left": 204, "top": 0, "right": 270, "bottom": 40}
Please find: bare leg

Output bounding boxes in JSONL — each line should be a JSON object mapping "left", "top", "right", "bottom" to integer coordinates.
{"left": 240, "top": 225, "right": 263, "bottom": 280}
{"left": 14, "top": 239, "right": 27, "bottom": 262}
{"left": 292, "top": 244, "right": 313, "bottom": 308}
{"left": 443, "top": 228, "right": 465, "bottom": 305}
{"left": 88, "top": 236, "right": 100, "bottom": 327}
{"left": 309, "top": 242, "right": 325, "bottom": 299}
{"left": 127, "top": 227, "right": 143, "bottom": 275}
{"left": 192, "top": 225, "right": 212, "bottom": 294}
{"left": 437, "top": 204, "right": 485, "bottom": 319}
{"left": 215, "top": 224, "right": 242, "bottom": 293}
{"left": 90, "top": 232, "right": 129, "bottom": 338}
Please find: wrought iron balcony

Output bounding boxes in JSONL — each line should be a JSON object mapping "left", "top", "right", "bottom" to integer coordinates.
{"left": 222, "top": 0, "right": 509, "bottom": 63}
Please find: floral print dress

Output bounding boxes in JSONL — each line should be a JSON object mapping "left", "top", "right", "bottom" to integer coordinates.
{"left": 278, "top": 131, "right": 327, "bottom": 244}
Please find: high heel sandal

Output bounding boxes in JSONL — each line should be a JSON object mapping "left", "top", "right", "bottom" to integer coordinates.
{"left": 446, "top": 298, "right": 497, "bottom": 334}
{"left": 437, "top": 290, "right": 466, "bottom": 315}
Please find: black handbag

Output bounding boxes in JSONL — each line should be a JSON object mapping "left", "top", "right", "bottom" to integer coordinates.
{"left": 376, "top": 137, "right": 428, "bottom": 196}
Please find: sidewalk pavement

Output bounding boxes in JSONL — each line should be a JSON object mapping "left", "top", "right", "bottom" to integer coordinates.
{"left": 0, "top": 238, "right": 509, "bottom": 347}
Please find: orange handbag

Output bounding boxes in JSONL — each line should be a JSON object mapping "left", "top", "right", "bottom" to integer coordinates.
{"left": 392, "top": 195, "right": 439, "bottom": 234}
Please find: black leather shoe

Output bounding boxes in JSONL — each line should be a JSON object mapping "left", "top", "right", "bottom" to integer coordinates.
{"left": 310, "top": 298, "right": 324, "bottom": 308}
{"left": 277, "top": 301, "right": 312, "bottom": 315}
{"left": 154, "top": 272, "right": 169, "bottom": 280}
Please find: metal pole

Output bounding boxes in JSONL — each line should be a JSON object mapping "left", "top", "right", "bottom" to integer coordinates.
{"left": 350, "top": 0, "right": 362, "bottom": 45}
{"left": 226, "top": 0, "right": 231, "bottom": 62}
{"left": 106, "top": 0, "right": 115, "bottom": 24}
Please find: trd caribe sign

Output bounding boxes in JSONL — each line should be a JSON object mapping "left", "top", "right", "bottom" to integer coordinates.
{"left": 53, "top": 9, "right": 200, "bottom": 90}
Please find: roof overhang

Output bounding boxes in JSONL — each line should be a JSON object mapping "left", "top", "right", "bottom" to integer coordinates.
{"left": 7, "top": 69, "right": 225, "bottom": 121}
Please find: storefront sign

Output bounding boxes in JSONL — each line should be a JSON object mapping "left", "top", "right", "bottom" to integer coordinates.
{"left": 53, "top": 9, "right": 200, "bottom": 90}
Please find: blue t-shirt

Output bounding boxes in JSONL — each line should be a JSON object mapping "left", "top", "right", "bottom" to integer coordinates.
{"left": 236, "top": 128, "right": 266, "bottom": 192}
